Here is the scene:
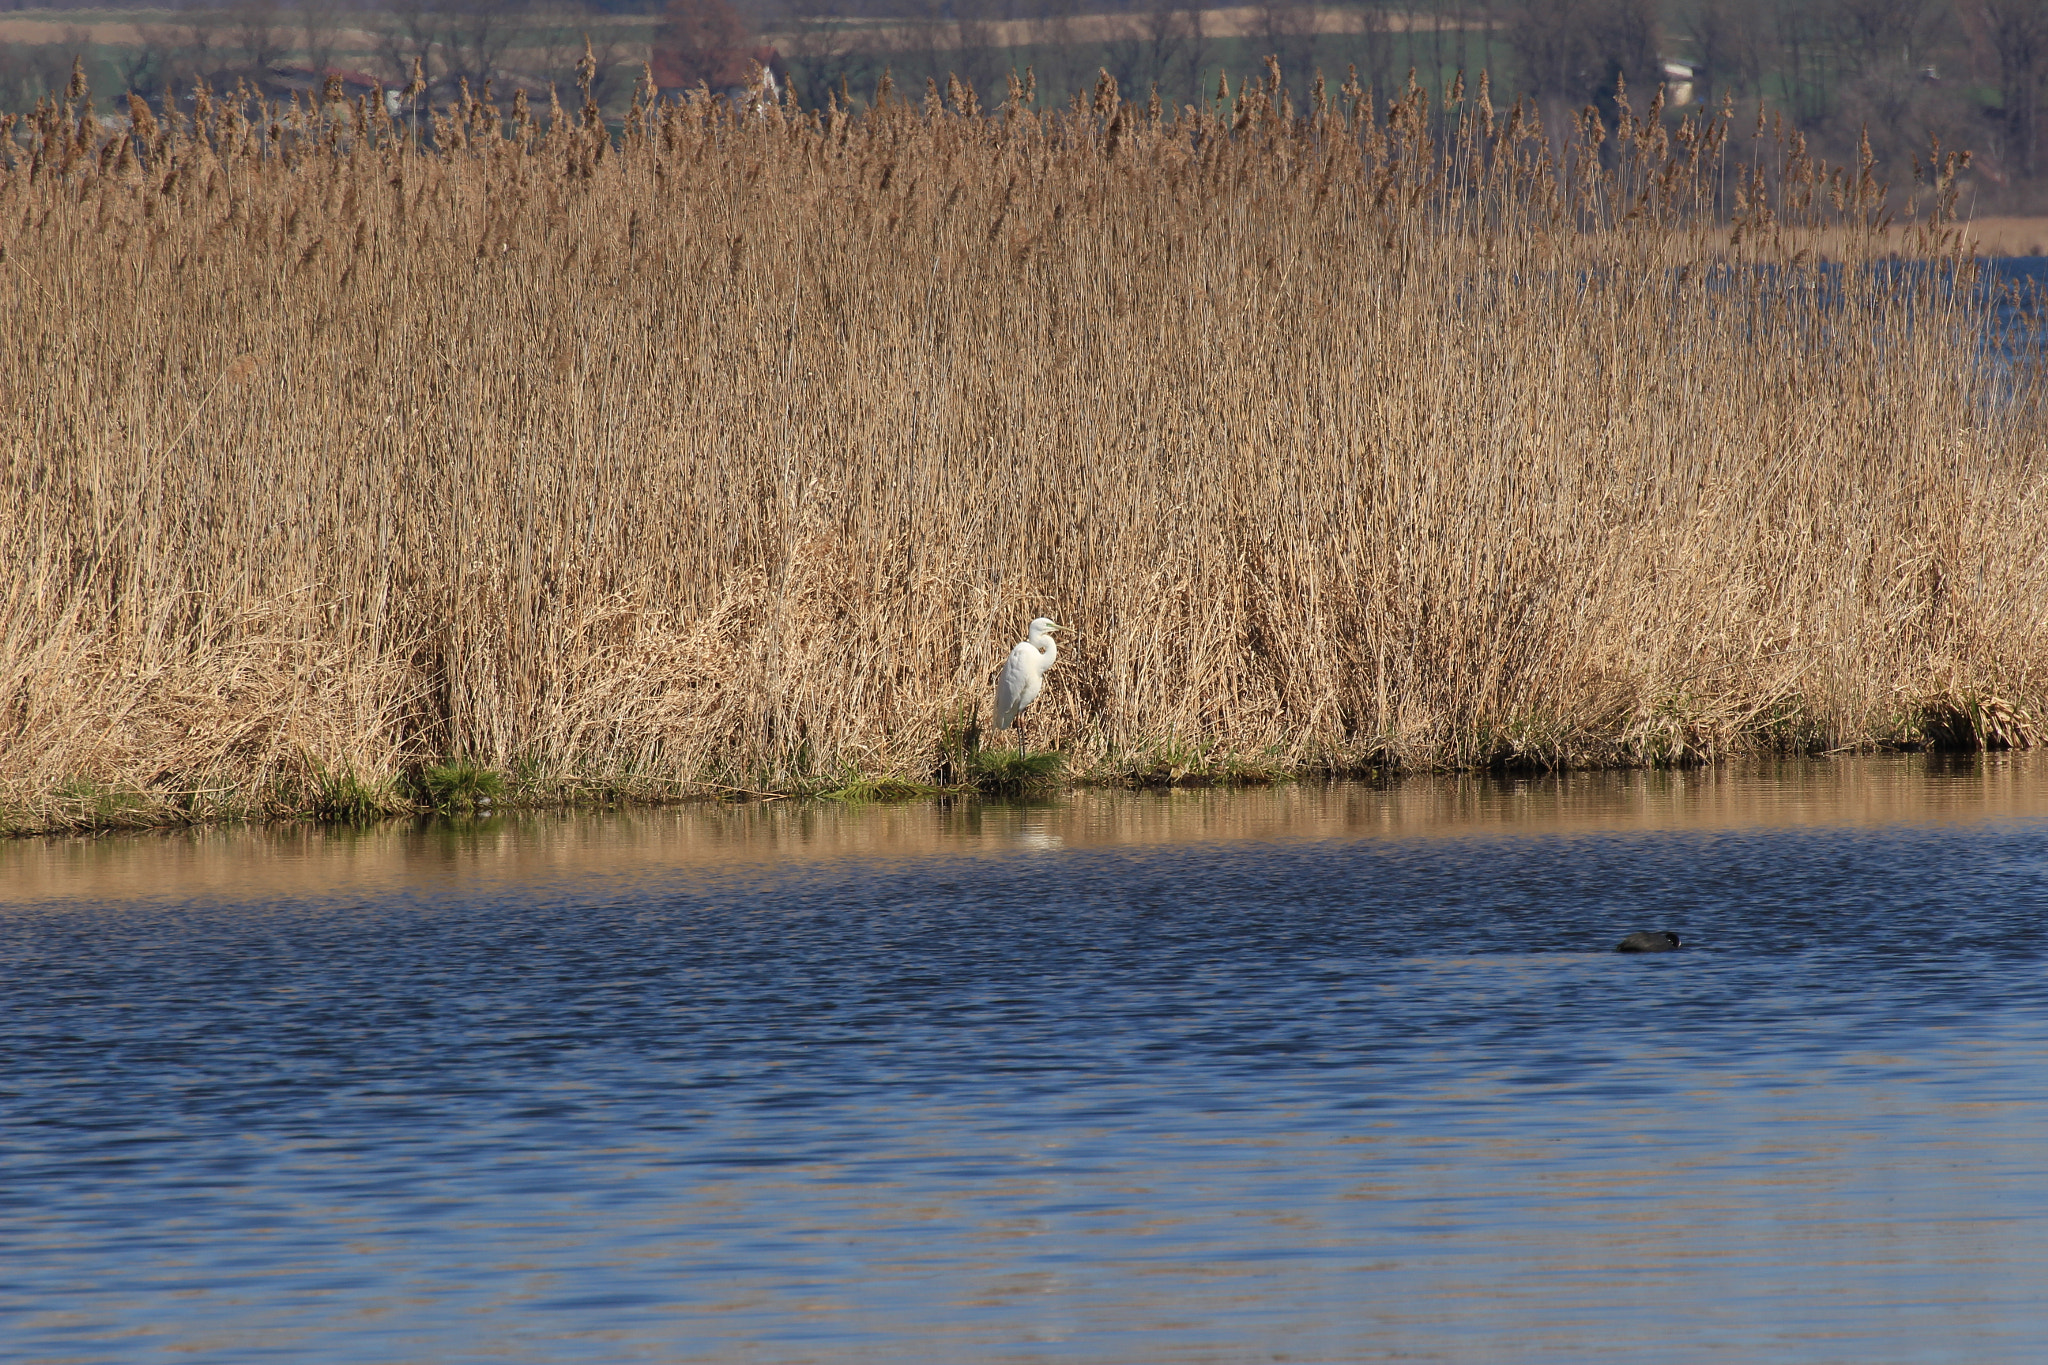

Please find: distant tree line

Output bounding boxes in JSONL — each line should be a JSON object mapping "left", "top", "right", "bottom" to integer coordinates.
{"left": 8, "top": 1, "right": 2048, "bottom": 199}
{"left": 0, "top": 1, "right": 643, "bottom": 109}
{"left": 765, "top": 0, "right": 2048, "bottom": 198}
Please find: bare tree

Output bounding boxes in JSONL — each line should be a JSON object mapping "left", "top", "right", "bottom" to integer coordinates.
{"left": 1825, "top": 0, "right": 1940, "bottom": 79}
{"left": 1509, "top": 0, "right": 1662, "bottom": 100}
{"left": 1769, "top": 0, "right": 1831, "bottom": 124}
{"left": 1678, "top": 0, "right": 1768, "bottom": 106}
{"left": 1345, "top": 4, "right": 1395, "bottom": 107}
{"left": 526, "top": 10, "right": 629, "bottom": 109}
{"left": 1584, "top": 0, "right": 1661, "bottom": 104}
{"left": 776, "top": 0, "right": 881, "bottom": 108}
{"left": 1032, "top": 0, "right": 1097, "bottom": 107}
{"left": 531, "top": 9, "right": 599, "bottom": 97}
{"left": 1422, "top": 0, "right": 1448, "bottom": 91}
{"left": 1507, "top": 0, "right": 1595, "bottom": 105}
{"left": 443, "top": 0, "right": 525, "bottom": 90}
{"left": 569, "top": 29, "right": 632, "bottom": 110}
{"left": 1969, "top": 0, "right": 2048, "bottom": 177}
{"left": 297, "top": 0, "right": 342, "bottom": 77}
{"left": 227, "top": 0, "right": 290, "bottom": 78}
{"left": 1507, "top": 0, "right": 1661, "bottom": 133}
{"left": 1104, "top": 0, "right": 1201, "bottom": 103}
{"left": 138, "top": 9, "right": 228, "bottom": 93}
{"left": 1251, "top": 0, "right": 1318, "bottom": 91}
{"left": 1180, "top": 5, "right": 1213, "bottom": 107}
{"left": 113, "top": 40, "right": 166, "bottom": 98}
{"left": 887, "top": 0, "right": 1002, "bottom": 106}
{"left": 1823, "top": 0, "right": 1948, "bottom": 160}
{"left": 378, "top": 0, "right": 444, "bottom": 90}
{"left": 939, "top": 0, "right": 1007, "bottom": 101}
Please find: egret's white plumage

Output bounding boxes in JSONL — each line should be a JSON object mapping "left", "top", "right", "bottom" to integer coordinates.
{"left": 994, "top": 617, "right": 1063, "bottom": 746}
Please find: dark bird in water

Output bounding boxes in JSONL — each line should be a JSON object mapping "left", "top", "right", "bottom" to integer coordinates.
{"left": 1616, "top": 930, "right": 1683, "bottom": 953}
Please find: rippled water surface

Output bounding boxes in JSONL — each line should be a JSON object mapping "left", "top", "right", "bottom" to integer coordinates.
{"left": 6, "top": 757, "right": 2048, "bottom": 1363}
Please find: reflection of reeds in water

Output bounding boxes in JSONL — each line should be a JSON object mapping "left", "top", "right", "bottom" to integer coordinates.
{"left": 7, "top": 755, "right": 2046, "bottom": 905}
{"left": 3, "top": 70, "right": 2045, "bottom": 831}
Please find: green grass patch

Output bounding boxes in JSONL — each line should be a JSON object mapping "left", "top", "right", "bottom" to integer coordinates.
{"left": 818, "top": 773, "right": 947, "bottom": 802}
{"left": 934, "top": 711, "right": 1069, "bottom": 795}
{"left": 47, "top": 776, "right": 153, "bottom": 832}
{"left": 965, "top": 747, "right": 1069, "bottom": 796}
{"left": 409, "top": 759, "right": 505, "bottom": 814}
{"left": 305, "top": 760, "right": 407, "bottom": 824}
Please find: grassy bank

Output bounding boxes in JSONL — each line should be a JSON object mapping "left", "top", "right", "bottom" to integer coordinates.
{"left": 3, "top": 69, "right": 2046, "bottom": 836}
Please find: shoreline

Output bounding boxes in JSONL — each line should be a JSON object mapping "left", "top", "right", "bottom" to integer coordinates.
{"left": 12, "top": 752, "right": 2048, "bottom": 906}
{"left": 1959, "top": 216, "right": 2048, "bottom": 258}
{"left": 7, "top": 714, "right": 2035, "bottom": 840}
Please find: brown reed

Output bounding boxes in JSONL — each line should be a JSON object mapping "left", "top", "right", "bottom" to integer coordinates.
{"left": 2, "top": 67, "right": 2044, "bottom": 832}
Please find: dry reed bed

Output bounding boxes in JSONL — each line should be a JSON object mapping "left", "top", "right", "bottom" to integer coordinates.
{"left": 3, "top": 71, "right": 2045, "bottom": 831}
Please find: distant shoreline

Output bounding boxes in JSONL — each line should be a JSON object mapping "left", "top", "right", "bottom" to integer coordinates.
{"left": 1962, "top": 217, "right": 2048, "bottom": 258}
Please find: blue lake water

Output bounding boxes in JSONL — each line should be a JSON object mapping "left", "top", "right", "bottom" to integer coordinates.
{"left": 5, "top": 756, "right": 2048, "bottom": 1363}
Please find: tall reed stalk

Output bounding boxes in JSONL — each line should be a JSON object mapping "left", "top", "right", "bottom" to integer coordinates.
{"left": 2, "top": 66, "right": 2043, "bottom": 830}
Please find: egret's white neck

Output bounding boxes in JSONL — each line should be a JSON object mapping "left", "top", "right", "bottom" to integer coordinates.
{"left": 1031, "top": 631, "right": 1059, "bottom": 671}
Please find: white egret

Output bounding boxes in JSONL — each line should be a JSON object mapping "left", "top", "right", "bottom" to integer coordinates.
{"left": 993, "top": 617, "right": 1064, "bottom": 752}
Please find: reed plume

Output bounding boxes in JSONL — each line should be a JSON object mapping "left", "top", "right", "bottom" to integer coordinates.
{"left": 2, "top": 71, "right": 2043, "bottom": 830}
